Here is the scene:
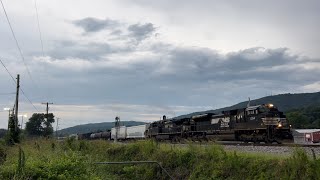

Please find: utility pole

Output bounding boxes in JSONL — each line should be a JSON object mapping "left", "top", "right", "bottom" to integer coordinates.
{"left": 56, "top": 117, "right": 60, "bottom": 138}
{"left": 7, "top": 109, "right": 11, "bottom": 130}
{"left": 14, "top": 74, "right": 20, "bottom": 131}
{"left": 115, "top": 116, "right": 120, "bottom": 142}
{"left": 42, "top": 102, "right": 53, "bottom": 122}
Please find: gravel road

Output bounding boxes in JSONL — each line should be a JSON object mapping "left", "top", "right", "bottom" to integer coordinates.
{"left": 223, "top": 144, "right": 320, "bottom": 157}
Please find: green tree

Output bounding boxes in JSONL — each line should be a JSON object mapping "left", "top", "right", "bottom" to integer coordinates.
{"left": 287, "top": 112, "right": 308, "bottom": 128}
{"left": 286, "top": 105, "right": 320, "bottom": 129}
{"left": 25, "top": 113, "right": 55, "bottom": 137}
{"left": 43, "top": 113, "right": 55, "bottom": 137}
{"left": 5, "top": 115, "right": 20, "bottom": 145}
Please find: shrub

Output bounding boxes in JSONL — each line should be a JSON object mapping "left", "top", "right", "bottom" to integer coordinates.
{"left": 0, "top": 142, "right": 7, "bottom": 165}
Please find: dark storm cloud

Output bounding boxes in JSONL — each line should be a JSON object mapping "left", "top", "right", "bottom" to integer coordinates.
{"left": 42, "top": 38, "right": 320, "bottom": 86}
{"left": 28, "top": 37, "right": 320, "bottom": 105}
{"left": 72, "top": 18, "right": 156, "bottom": 42}
{"left": 47, "top": 40, "right": 133, "bottom": 60}
{"left": 127, "top": 23, "right": 156, "bottom": 42}
{"left": 73, "top": 17, "right": 120, "bottom": 33}
{"left": 156, "top": 46, "right": 318, "bottom": 84}
{"left": 51, "top": 21, "right": 158, "bottom": 60}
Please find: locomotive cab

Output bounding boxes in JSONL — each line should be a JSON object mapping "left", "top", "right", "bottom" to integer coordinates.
{"left": 260, "top": 104, "right": 289, "bottom": 128}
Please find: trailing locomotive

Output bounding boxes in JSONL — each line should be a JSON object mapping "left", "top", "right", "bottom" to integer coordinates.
{"left": 146, "top": 104, "right": 293, "bottom": 143}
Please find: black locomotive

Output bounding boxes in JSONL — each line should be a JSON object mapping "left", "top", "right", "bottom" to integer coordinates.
{"left": 146, "top": 104, "right": 293, "bottom": 143}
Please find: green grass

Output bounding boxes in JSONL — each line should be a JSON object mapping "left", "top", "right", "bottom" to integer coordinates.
{"left": 0, "top": 138, "right": 319, "bottom": 179}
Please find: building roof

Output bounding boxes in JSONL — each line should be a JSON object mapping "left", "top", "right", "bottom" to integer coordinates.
{"left": 294, "top": 129, "right": 320, "bottom": 133}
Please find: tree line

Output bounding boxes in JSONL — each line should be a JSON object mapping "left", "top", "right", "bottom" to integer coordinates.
{"left": 286, "top": 105, "right": 320, "bottom": 129}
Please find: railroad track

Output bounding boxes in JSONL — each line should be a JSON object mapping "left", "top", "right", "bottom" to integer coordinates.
{"left": 213, "top": 141, "right": 320, "bottom": 147}
{"left": 164, "top": 140, "right": 320, "bottom": 148}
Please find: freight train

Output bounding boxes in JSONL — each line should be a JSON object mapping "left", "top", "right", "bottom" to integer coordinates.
{"left": 78, "top": 104, "right": 293, "bottom": 144}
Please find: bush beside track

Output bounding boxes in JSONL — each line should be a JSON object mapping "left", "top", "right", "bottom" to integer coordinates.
{"left": 0, "top": 138, "right": 320, "bottom": 179}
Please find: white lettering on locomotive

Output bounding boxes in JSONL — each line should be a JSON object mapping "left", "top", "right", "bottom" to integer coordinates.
{"left": 250, "top": 117, "right": 256, "bottom": 121}
{"left": 220, "top": 117, "right": 230, "bottom": 127}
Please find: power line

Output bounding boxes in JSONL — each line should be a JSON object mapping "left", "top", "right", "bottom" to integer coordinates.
{"left": 33, "top": 0, "right": 50, "bottom": 102}
{"left": 0, "top": 0, "right": 36, "bottom": 85}
{"left": 1, "top": 0, "right": 42, "bottom": 111}
{"left": 20, "top": 88, "right": 38, "bottom": 111}
{"left": 34, "top": 0, "right": 45, "bottom": 57}
{"left": 0, "top": 58, "right": 16, "bottom": 84}
{"left": 0, "top": 57, "right": 38, "bottom": 111}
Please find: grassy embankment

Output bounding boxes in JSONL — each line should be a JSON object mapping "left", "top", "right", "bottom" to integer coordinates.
{"left": 0, "top": 138, "right": 319, "bottom": 180}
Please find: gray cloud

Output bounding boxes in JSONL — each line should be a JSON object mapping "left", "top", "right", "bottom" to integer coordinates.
{"left": 30, "top": 42, "right": 320, "bottom": 106}
{"left": 47, "top": 40, "right": 131, "bottom": 60}
{"left": 2, "top": 41, "right": 319, "bottom": 129}
{"left": 72, "top": 18, "right": 157, "bottom": 45}
{"left": 37, "top": 39, "right": 320, "bottom": 87}
{"left": 157, "top": 47, "right": 319, "bottom": 88}
{"left": 110, "top": 29, "right": 122, "bottom": 36}
{"left": 73, "top": 17, "right": 120, "bottom": 33}
{"left": 128, "top": 23, "right": 156, "bottom": 42}
{"left": 122, "top": 0, "right": 320, "bottom": 58}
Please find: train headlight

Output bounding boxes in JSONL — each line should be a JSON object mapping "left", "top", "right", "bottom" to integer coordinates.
{"left": 278, "top": 123, "right": 282, "bottom": 128}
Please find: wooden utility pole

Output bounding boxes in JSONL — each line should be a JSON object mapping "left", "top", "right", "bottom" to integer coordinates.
{"left": 14, "top": 74, "right": 20, "bottom": 131}
{"left": 115, "top": 116, "right": 120, "bottom": 142}
{"left": 56, "top": 117, "right": 60, "bottom": 137}
{"left": 7, "top": 109, "right": 11, "bottom": 130}
{"left": 42, "top": 102, "right": 53, "bottom": 119}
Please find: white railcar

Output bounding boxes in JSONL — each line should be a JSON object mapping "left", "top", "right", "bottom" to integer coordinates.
{"left": 111, "top": 126, "right": 127, "bottom": 140}
{"left": 126, "top": 124, "right": 148, "bottom": 139}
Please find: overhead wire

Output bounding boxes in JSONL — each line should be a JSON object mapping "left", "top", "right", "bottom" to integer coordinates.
{"left": 0, "top": 57, "right": 39, "bottom": 111}
{"left": 0, "top": 0, "right": 44, "bottom": 112}
{"left": 20, "top": 88, "right": 39, "bottom": 111}
{"left": 0, "top": 57, "right": 16, "bottom": 83}
{"left": 0, "top": 0, "right": 55, "bottom": 113}
{"left": 34, "top": 0, "right": 45, "bottom": 57}
{"left": 33, "top": 0, "right": 50, "bottom": 103}
{"left": 0, "top": 0, "right": 37, "bottom": 86}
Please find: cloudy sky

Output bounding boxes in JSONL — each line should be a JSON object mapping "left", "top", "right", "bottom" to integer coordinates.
{"left": 0, "top": 0, "right": 319, "bottom": 129}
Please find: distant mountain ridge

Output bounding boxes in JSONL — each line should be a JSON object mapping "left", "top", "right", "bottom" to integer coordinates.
{"left": 175, "top": 92, "right": 320, "bottom": 119}
{"left": 57, "top": 121, "right": 144, "bottom": 135}
{"left": 59, "top": 92, "right": 320, "bottom": 135}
